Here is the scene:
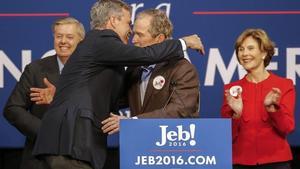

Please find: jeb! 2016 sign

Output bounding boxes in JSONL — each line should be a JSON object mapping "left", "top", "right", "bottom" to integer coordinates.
{"left": 120, "top": 119, "right": 232, "bottom": 169}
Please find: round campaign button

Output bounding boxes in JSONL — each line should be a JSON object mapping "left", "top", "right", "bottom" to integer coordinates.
{"left": 153, "top": 75, "right": 165, "bottom": 90}
{"left": 229, "top": 85, "right": 242, "bottom": 97}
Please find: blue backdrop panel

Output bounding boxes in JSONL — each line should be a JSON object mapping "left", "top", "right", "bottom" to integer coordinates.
{"left": 0, "top": 0, "right": 299, "bottom": 147}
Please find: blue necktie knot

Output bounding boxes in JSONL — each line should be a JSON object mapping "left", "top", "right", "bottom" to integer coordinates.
{"left": 141, "top": 66, "right": 154, "bottom": 81}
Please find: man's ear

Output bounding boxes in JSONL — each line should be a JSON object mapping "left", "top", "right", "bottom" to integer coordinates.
{"left": 155, "top": 34, "right": 166, "bottom": 43}
{"left": 108, "top": 16, "right": 118, "bottom": 29}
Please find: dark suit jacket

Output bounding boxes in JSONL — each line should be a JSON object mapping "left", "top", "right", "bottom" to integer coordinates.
{"left": 3, "top": 55, "right": 60, "bottom": 169}
{"left": 32, "top": 29, "right": 184, "bottom": 169}
{"left": 127, "top": 59, "right": 200, "bottom": 118}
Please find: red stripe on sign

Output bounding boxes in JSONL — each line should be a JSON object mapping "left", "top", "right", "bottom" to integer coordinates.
{"left": 193, "top": 11, "right": 300, "bottom": 15}
{"left": 150, "top": 149, "right": 201, "bottom": 152}
{"left": 0, "top": 13, "right": 70, "bottom": 17}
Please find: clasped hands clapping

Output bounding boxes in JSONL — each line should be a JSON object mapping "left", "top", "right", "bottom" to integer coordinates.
{"left": 225, "top": 88, "right": 281, "bottom": 119}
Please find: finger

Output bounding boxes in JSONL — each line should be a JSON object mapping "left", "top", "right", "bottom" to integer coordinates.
{"left": 269, "top": 89, "right": 277, "bottom": 96}
{"left": 30, "top": 92, "right": 40, "bottom": 97}
{"left": 272, "top": 88, "right": 281, "bottom": 95}
{"left": 43, "top": 78, "right": 54, "bottom": 87}
{"left": 30, "top": 96, "right": 41, "bottom": 101}
{"left": 110, "top": 113, "right": 119, "bottom": 117}
{"left": 197, "top": 35, "right": 205, "bottom": 55}
{"left": 108, "top": 127, "right": 120, "bottom": 135}
{"left": 224, "top": 90, "right": 230, "bottom": 96}
{"left": 35, "top": 101, "right": 43, "bottom": 105}
{"left": 198, "top": 46, "right": 205, "bottom": 55}
{"left": 101, "top": 118, "right": 112, "bottom": 124}
{"left": 110, "top": 114, "right": 125, "bottom": 122}
{"left": 103, "top": 127, "right": 113, "bottom": 134}
{"left": 36, "top": 100, "right": 48, "bottom": 105}
{"left": 225, "top": 93, "right": 233, "bottom": 102}
{"left": 101, "top": 119, "right": 115, "bottom": 129}
{"left": 101, "top": 123, "right": 112, "bottom": 132}
{"left": 102, "top": 123, "right": 118, "bottom": 133}
{"left": 107, "top": 123, "right": 119, "bottom": 133}
{"left": 33, "top": 96, "right": 49, "bottom": 104}
{"left": 274, "top": 93, "right": 280, "bottom": 102}
{"left": 30, "top": 88, "right": 43, "bottom": 92}
{"left": 236, "top": 92, "right": 242, "bottom": 99}
{"left": 268, "top": 93, "right": 278, "bottom": 103}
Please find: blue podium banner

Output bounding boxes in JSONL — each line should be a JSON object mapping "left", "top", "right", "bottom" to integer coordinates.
{"left": 120, "top": 119, "right": 232, "bottom": 169}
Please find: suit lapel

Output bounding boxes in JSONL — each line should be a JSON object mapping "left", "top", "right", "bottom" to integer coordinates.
{"left": 43, "top": 55, "right": 60, "bottom": 85}
{"left": 129, "top": 68, "right": 143, "bottom": 114}
{"left": 133, "top": 67, "right": 142, "bottom": 113}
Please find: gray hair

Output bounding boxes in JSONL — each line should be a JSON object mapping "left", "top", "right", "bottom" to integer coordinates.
{"left": 90, "top": 0, "right": 131, "bottom": 29}
{"left": 52, "top": 17, "right": 85, "bottom": 39}
{"left": 136, "top": 9, "right": 173, "bottom": 39}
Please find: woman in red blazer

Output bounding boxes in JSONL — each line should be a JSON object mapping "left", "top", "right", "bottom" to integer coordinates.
{"left": 221, "top": 29, "right": 295, "bottom": 169}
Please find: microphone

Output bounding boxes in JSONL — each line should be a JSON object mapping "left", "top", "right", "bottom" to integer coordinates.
{"left": 162, "top": 81, "right": 175, "bottom": 110}
{"left": 162, "top": 81, "right": 186, "bottom": 111}
{"left": 172, "top": 81, "right": 186, "bottom": 109}
{"left": 170, "top": 81, "right": 176, "bottom": 86}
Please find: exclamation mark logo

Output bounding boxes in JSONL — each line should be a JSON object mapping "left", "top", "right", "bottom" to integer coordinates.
{"left": 189, "top": 124, "right": 196, "bottom": 146}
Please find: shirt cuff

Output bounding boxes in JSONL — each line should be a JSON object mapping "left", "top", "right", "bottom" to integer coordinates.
{"left": 183, "top": 51, "right": 191, "bottom": 63}
{"left": 131, "top": 116, "right": 138, "bottom": 119}
{"left": 179, "top": 39, "right": 187, "bottom": 51}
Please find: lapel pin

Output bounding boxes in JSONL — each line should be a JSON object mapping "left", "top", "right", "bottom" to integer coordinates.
{"left": 229, "top": 85, "right": 242, "bottom": 97}
{"left": 153, "top": 75, "right": 165, "bottom": 90}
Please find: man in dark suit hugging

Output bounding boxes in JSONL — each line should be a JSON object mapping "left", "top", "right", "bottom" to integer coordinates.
{"left": 102, "top": 9, "right": 200, "bottom": 134}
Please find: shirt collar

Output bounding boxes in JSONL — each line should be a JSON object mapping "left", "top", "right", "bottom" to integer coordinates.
{"left": 56, "top": 56, "right": 64, "bottom": 74}
{"left": 141, "top": 64, "right": 156, "bottom": 71}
